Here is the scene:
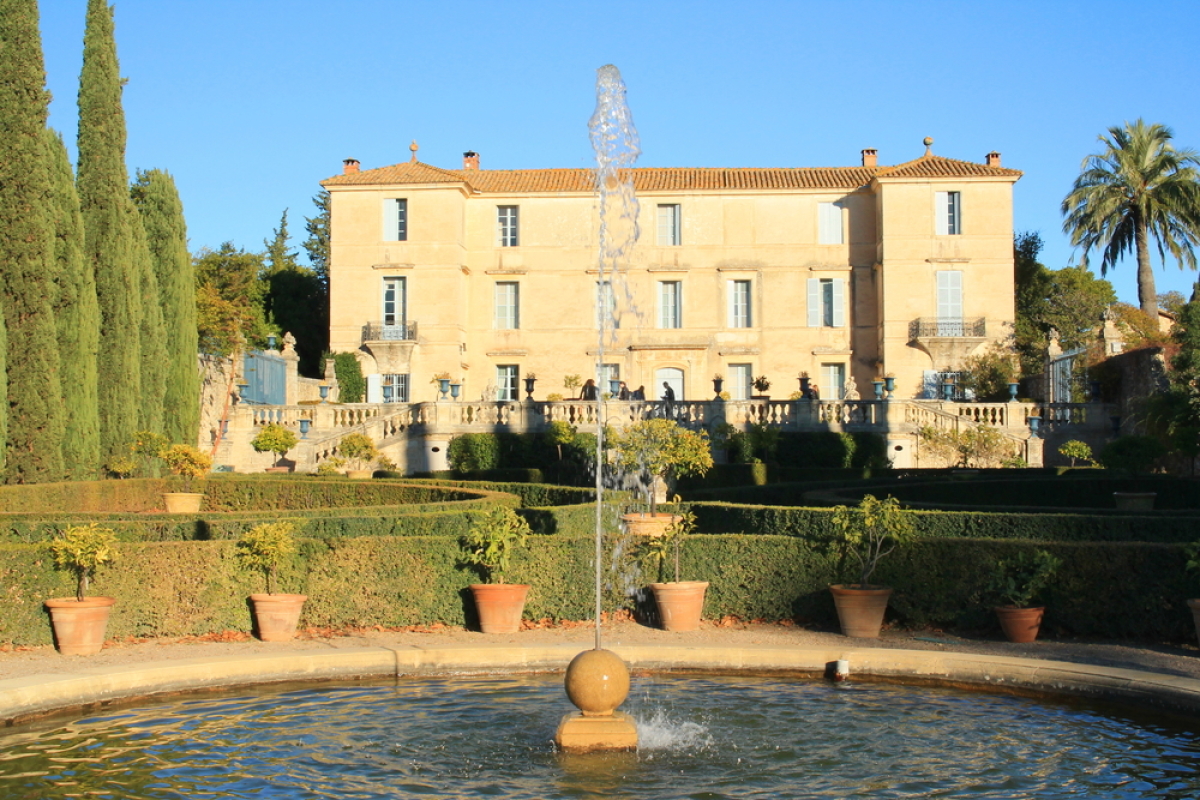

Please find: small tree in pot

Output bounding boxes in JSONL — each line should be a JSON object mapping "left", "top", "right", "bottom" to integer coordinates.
{"left": 827, "top": 494, "right": 916, "bottom": 637}
{"left": 339, "top": 432, "right": 379, "bottom": 478}
{"left": 640, "top": 509, "right": 708, "bottom": 632}
{"left": 161, "top": 444, "right": 213, "bottom": 512}
{"left": 45, "top": 524, "right": 119, "bottom": 654}
{"left": 235, "top": 521, "right": 307, "bottom": 641}
{"left": 609, "top": 418, "right": 713, "bottom": 536}
{"left": 461, "top": 506, "right": 532, "bottom": 633}
{"left": 252, "top": 423, "right": 299, "bottom": 471}
{"left": 987, "top": 548, "right": 1061, "bottom": 643}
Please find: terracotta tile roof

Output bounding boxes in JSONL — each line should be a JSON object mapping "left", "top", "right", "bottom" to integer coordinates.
{"left": 322, "top": 155, "right": 1019, "bottom": 191}
{"left": 876, "top": 153, "right": 1022, "bottom": 179}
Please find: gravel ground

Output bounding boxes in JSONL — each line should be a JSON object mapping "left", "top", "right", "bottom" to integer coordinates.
{"left": 4, "top": 617, "right": 1199, "bottom": 682}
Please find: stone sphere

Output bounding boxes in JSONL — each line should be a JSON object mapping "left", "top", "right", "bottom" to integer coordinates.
{"left": 564, "top": 648, "right": 630, "bottom": 717}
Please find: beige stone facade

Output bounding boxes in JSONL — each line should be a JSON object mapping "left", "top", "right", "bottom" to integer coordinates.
{"left": 322, "top": 143, "right": 1021, "bottom": 405}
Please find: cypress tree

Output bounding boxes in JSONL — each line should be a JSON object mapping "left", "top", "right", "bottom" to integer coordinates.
{"left": 76, "top": 0, "right": 141, "bottom": 463}
{"left": 131, "top": 170, "right": 198, "bottom": 445}
{"left": 264, "top": 210, "right": 324, "bottom": 375}
{"left": 46, "top": 128, "right": 101, "bottom": 478}
{"left": 0, "top": 0, "right": 64, "bottom": 482}
{"left": 130, "top": 205, "right": 166, "bottom": 436}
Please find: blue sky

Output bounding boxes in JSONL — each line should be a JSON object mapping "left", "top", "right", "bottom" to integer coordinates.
{"left": 38, "top": 0, "right": 1200, "bottom": 307}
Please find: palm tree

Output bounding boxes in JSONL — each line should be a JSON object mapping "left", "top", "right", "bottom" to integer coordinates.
{"left": 1061, "top": 119, "right": 1200, "bottom": 318}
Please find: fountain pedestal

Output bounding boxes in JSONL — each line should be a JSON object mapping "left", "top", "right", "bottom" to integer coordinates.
{"left": 554, "top": 648, "right": 638, "bottom": 753}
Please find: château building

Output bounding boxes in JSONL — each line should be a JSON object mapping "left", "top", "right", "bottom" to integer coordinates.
{"left": 321, "top": 140, "right": 1021, "bottom": 405}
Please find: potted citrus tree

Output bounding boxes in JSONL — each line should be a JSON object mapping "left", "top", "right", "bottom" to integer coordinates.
{"left": 986, "top": 548, "right": 1061, "bottom": 643}
{"left": 45, "top": 524, "right": 118, "bottom": 655}
{"left": 161, "top": 444, "right": 213, "bottom": 513}
{"left": 609, "top": 418, "right": 713, "bottom": 537}
{"left": 461, "top": 506, "right": 532, "bottom": 634}
{"left": 235, "top": 521, "right": 307, "bottom": 641}
{"left": 828, "top": 494, "right": 916, "bottom": 637}
{"left": 339, "top": 432, "right": 378, "bottom": 479}
{"left": 641, "top": 510, "right": 707, "bottom": 631}
{"left": 252, "top": 423, "right": 298, "bottom": 473}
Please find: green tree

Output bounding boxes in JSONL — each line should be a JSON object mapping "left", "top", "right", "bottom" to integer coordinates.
{"left": 0, "top": 0, "right": 63, "bottom": 482}
{"left": 332, "top": 352, "right": 364, "bottom": 403}
{"left": 131, "top": 169, "right": 198, "bottom": 444}
{"left": 77, "top": 0, "right": 141, "bottom": 463}
{"left": 1062, "top": 119, "right": 1200, "bottom": 318}
{"left": 194, "top": 243, "right": 270, "bottom": 357}
{"left": 129, "top": 205, "right": 166, "bottom": 437}
{"left": 46, "top": 128, "right": 101, "bottom": 478}
{"left": 303, "top": 190, "right": 330, "bottom": 291}
{"left": 263, "top": 209, "right": 325, "bottom": 375}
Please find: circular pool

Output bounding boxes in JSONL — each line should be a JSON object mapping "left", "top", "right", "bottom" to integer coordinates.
{"left": 3, "top": 673, "right": 1198, "bottom": 799}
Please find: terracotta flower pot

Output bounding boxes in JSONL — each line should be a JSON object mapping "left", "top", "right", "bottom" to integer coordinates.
{"left": 995, "top": 605, "right": 1045, "bottom": 643}
{"left": 163, "top": 492, "right": 203, "bottom": 513}
{"left": 346, "top": 470, "right": 373, "bottom": 480}
{"left": 829, "top": 584, "right": 893, "bottom": 638}
{"left": 265, "top": 466, "right": 291, "bottom": 474}
{"left": 650, "top": 581, "right": 709, "bottom": 632}
{"left": 469, "top": 583, "right": 530, "bottom": 634}
{"left": 1189, "top": 600, "right": 1200, "bottom": 645}
{"left": 45, "top": 596, "right": 116, "bottom": 655}
{"left": 621, "top": 513, "right": 681, "bottom": 537}
{"left": 249, "top": 593, "right": 308, "bottom": 641}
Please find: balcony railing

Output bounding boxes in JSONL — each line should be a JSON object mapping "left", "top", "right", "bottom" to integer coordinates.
{"left": 362, "top": 320, "right": 418, "bottom": 342}
{"left": 909, "top": 317, "right": 986, "bottom": 339}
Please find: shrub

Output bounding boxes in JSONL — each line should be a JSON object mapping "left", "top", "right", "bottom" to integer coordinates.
{"left": 448, "top": 433, "right": 500, "bottom": 472}
{"left": 49, "top": 523, "right": 118, "bottom": 601}
{"left": 332, "top": 353, "right": 365, "bottom": 403}
{"left": 339, "top": 433, "right": 379, "bottom": 471}
{"left": 235, "top": 521, "right": 298, "bottom": 594}
{"left": 1098, "top": 436, "right": 1167, "bottom": 474}
{"left": 251, "top": 423, "right": 298, "bottom": 467}
{"left": 460, "top": 506, "right": 531, "bottom": 584}
{"left": 161, "top": 445, "right": 212, "bottom": 492}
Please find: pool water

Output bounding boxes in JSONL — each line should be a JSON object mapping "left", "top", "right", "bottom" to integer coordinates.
{"left": 2, "top": 673, "right": 1198, "bottom": 799}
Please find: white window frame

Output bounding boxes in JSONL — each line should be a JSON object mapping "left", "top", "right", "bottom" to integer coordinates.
{"left": 818, "top": 201, "right": 844, "bottom": 244}
{"left": 494, "top": 282, "right": 519, "bottom": 330}
{"left": 597, "top": 280, "right": 619, "bottom": 330}
{"left": 383, "top": 198, "right": 407, "bottom": 241}
{"left": 496, "top": 365, "right": 518, "bottom": 401}
{"left": 936, "top": 191, "right": 962, "bottom": 235}
{"left": 806, "top": 278, "right": 846, "bottom": 328}
{"left": 821, "top": 363, "right": 846, "bottom": 400}
{"left": 382, "top": 373, "right": 409, "bottom": 403}
{"left": 599, "top": 363, "right": 620, "bottom": 396}
{"left": 936, "top": 270, "right": 964, "bottom": 335}
{"left": 658, "top": 280, "right": 682, "bottom": 329}
{"left": 497, "top": 205, "right": 519, "bottom": 247}
{"left": 728, "top": 280, "right": 752, "bottom": 328}
{"left": 382, "top": 276, "right": 406, "bottom": 329}
{"left": 657, "top": 204, "right": 681, "bottom": 246}
{"left": 728, "top": 363, "right": 752, "bottom": 401}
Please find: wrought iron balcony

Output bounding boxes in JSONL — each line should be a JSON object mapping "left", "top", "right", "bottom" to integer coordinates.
{"left": 362, "top": 320, "right": 418, "bottom": 342}
{"left": 908, "top": 317, "right": 986, "bottom": 339}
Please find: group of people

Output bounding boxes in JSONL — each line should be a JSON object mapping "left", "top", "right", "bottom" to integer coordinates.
{"left": 578, "top": 379, "right": 647, "bottom": 402}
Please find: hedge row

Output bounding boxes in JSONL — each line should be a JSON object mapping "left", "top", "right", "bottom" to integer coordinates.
{"left": 2, "top": 533, "right": 1194, "bottom": 647}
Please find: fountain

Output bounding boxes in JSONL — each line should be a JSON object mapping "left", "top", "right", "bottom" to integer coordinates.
{"left": 553, "top": 64, "right": 643, "bottom": 753}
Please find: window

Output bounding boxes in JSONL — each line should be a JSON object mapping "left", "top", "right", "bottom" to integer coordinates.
{"left": 382, "top": 374, "right": 409, "bottom": 403}
{"left": 936, "top": 270, "right": 964, "bottom": 335}
{"left": 657, "top": 204, "right": 681, "bottom": 246}
{"left": 728, "top": 280, "right": 752, "bottom": 328}
{"left": 382, "top": 276, "right": 406, "bottom": 330}
{"left": 494, "top": 282, "right": 520, "bottom": 329}
{"left": 818, "top": 201, "right": 844, "bottom": 244}
{"left": 806, "top": 278, "right": 845, "bottom": 327}
{"left": 658, "top": 281, "right": 682, "bottom": 328}
{"left": 936, "top": 191, "right": 961, "bottom": 235}
{"left": 597, "top": 280, "right": 619, "bottom": 329}
{"left": 599, "top": 363, "right": 620, "bottom": 396}
{"left": 383, "top": 199, "right": 407, "bottom": 241}
{"left": 729, "top": 363, "right": 752, "bottom": 401}
{"left": 821, "top": 364, "right": 846, "bottom": 400}
{"left": 496, "top": 365, "right": 518, "bottom": 401}
{"left": 497, "top": 206, "right": 519, "bottom": 246}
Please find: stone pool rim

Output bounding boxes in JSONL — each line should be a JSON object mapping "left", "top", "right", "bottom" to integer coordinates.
{"left": 4, "top": 643, "right": 1200, "bottom": 726}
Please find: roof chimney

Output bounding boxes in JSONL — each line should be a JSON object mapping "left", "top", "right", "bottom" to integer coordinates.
{"left": 342, "top": 158, "right": 360, "bottom": 174}
{"left": 463, "top": 151, "right": 480, "bottom": 170}
{"left": 861, "top": 148, "right": 878, "bottom": 168}
{"left": 985, "top": 151, "right": 1002, "bottom": 167}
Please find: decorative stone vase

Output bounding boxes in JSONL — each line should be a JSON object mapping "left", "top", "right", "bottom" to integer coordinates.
{"left": 163, "top": 492, "right": 203, "bottom": 513}
{"left": 872, "top": 380, "right": 884, "bottom": 400}
{"left": 45, "top": 596, "right": 116, "bottom": 655}
{"left": 995, "top": 606, "right": 1044, "bottom": 643}
{"left": 1113, "top": 492, "right": 1156, "bottom": 511}
{"left": 523, "top": 377, "right": 536, "bottom": 400}
{"left": 346, "top": 469, "right": 373, "bottom": 480}
{"left": 829, "top": 584, "right": 893, "bottom": 638}
{"left": 1188, "top": 599, "right": 1200, "bottom": 645}
{"left": 469, "top": 583, "right": 530, "bottom": 634}
{"left": 799, "top": 376, "right": 811, "bottom": 396}
{"left": 884, "top": 376, "right": 896, "bottom": 396}
{"left": 249, "top": 593, "right": 307, "bottom": 642}
{"left": 712, "top": 378, "right": 724, "bottom": 398}
{"left": 621, "top": 512, "right": 681, "bottom": 537}
{"left": 650, "top": 581, "right": 708, "bottom": 632}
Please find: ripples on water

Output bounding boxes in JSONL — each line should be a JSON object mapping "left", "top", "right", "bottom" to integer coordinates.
{"left": 1, "top": 674, "right": 1198, "bottom": 799}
